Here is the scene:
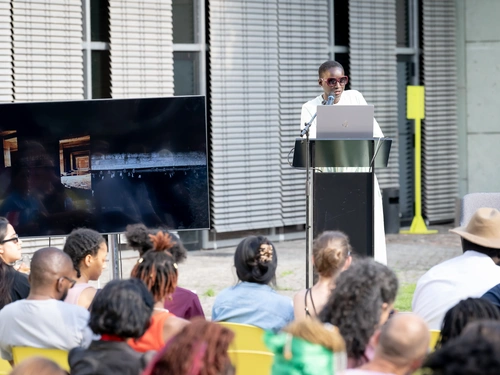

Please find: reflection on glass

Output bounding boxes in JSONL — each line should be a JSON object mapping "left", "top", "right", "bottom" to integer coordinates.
{"left": 174, "top": 52, "right": 199, "bottom": 96}
{"left": 90, "top": 0, "right": 110, "bottom": 42}
{"left": 173, "top": 0, "right": 196, "bottom": 43}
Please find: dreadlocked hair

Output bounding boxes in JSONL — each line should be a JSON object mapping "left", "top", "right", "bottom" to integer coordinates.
{"left": 147, "top": 318, "right": 235, "bottom": 375}
{"left": 130, "top": 232, "right": 179, "bottom": 302}
{"left": 437, "top": 298, "right": 500, "bottom": 349}
{"left": 283, "top": 319, "right": 346, "bottom": 353}
{"left": 125, "top": 223, "right": 187, "bottom": 262}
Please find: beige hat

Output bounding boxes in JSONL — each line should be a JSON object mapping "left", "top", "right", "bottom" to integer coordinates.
{"left": 450, "top": 207, "right": 500, "bottom": 249}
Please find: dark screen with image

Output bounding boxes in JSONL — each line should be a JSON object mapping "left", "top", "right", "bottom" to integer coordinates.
{"left": 0, "top": 96, "right": 209, "bottom": 236}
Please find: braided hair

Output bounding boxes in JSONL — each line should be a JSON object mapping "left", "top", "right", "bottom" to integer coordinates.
{"left": 437, "top": 298, "right": 500, "bottom": 349}
{"left": 234, "top": 235, "right": 277, "bottom": 285}
{"left": 125, "top": 223, "right": 187, "bottom": 262}
{"left": 145, "top": 318, "right": 235, "bottom": 375}
{"left": 319, "top": 258, "right": 398, "bottom": 365}
{"left": 63, "top": 228, "right": 105, "bottom": 278}
{"left": 130, "top": 231, "right": 179, "bottom": 302}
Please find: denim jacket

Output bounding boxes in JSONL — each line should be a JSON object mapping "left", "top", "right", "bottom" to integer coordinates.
{"left": 211, "top": 282, "right": 294, "bottom": 332}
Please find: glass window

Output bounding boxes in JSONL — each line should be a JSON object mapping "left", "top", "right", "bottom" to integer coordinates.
{"left": 396, "top": 0, "right": 409, "bottom": 48}
{"left": 174, "top": 52, "right": 200, "bottom": 96}
{"left": 334, "top": 53, "right": 350, "bottom": 90}
{"left": 173, "top": 0, "right": 196, "bottom": 44}
{"left": 334, "top": 0, "right": 349, "bottom": 46}
{"left": 91, "top": 50, "right": 111, "bottom": 99}
{"left": 90, "top": 0, "right": 110, "bottom": 42}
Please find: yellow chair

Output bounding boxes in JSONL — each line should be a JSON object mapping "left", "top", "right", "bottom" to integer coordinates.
{"left": 429, "top": 329, "right": 441, "bottom": 350}
{"left": 217, "top": 322, "right": 274, "bottom": 375}
{"left": 0, "top": 359, "right": 11, "bottom": 375}
{"left": 12, "top": 347, "right": 69, "bottom": 372}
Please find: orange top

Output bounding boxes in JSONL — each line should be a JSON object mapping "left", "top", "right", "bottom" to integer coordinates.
{"left": 128, "top": 310, "right": 175, "bottom": 352}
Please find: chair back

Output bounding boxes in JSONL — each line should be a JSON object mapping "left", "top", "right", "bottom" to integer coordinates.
{"left": 0, "top": 359, "right": 10, "bottom": 375}
{"left": 217, "top": 322, "right": 274, "bottom": 375}
{"left": 12, "top": 347, "right": 69, "bottom": 372}
{"left": 460, "top": 193, "right": 500, "bottom": 226}
{"left": 429, "top": 329, "right": 441, "bottom": 350}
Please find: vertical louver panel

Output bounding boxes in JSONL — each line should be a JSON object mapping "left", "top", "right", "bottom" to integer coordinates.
{"left": 0, "top": 2, "right": 12, "bottom": 102}
{"left": 209, "top": 0, "right": 283, "bottom": 232}
{"left": 278, "top": 0, "right": 328, "bottom": 226}
{"left": 422, "top": 0, "right": 458, "bottom": 222}
{"left": 12, "top": 0, "right": 83, "bottom": 101}
{"left": 349, "top": 0, "right": 399, "bottom": 189}
{"left": 109, "top": 0, "right": 174, "bottom": 98}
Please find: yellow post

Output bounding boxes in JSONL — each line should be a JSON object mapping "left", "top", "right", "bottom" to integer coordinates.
{"left": 400, "top": 86, "right": 437, "bottom": 234}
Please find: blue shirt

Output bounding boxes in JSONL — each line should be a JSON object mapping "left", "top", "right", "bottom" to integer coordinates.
{"left": 212, "top": 282, "right": 294, "bottom": 332}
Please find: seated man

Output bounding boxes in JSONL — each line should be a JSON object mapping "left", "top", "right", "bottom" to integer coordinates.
{"left": 0, "top": 247, "right": 93, "bottom": 361}
{"left": 346, "top": 313, "right": 429, "bottom": 375}
{"left": 412, "top": 207, "right": 500, "bottom": 329}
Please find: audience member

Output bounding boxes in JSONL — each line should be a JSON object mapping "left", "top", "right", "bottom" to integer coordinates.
{"left": 212, "top": 235, "right": 294, "bottom": 331}
{"left": 126, "top": 223, "right": 205, "bottom": 319}
{"left": 481, "top": 281, "right": 500, "bottom": 310}
{"left": 63, "top": 228, "right": 107, "bottom": 310}
{"left": 345, "top": 313, "right": 429, "bottom": 375}
{"left": 9, "top": 357, "right": 68, "bottom": 375}
{"left": 142, "top": 318, "right": 235, "bottom": 375}
{"left": 294, "top": 231, "right": 352, "bottom": 319}
{"left": 437, "top": 297, "right": 500, "bottom": 348}
{"left": 320, "top": 258, "right": 398, "bottom": 368}
{"left": 423, "top": 320, "right": 500, "bottom": 375}
{"left": 69, "top": 278, "right": 155, "bottom": 375}
{"left": 0, "top": 217, "right": 29, "bottom": 310}
{"left": 0, "top": 247, "right": 92, "bottom": 361}
{"left": 265, "top": 319, "right": 347, "bottom": 375}
{"left": 129, "top": 232, "right": 189, "bottom": 352}
{"left": 412, "top": 207, "right": 500, "bottom": 329}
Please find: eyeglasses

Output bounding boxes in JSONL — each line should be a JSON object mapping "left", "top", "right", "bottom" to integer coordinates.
{"left": 60, "top": 276, "right": 77, "bottom": 289}
{"left": 1, "top": 236, "right": 19, "bottom": 244}
{"left": 321, "top": 76, "right": 348, "bottom": 86}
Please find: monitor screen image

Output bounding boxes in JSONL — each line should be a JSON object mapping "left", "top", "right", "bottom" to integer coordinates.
{"left": 0, "top": 96, "right": 209, "bottom": 236}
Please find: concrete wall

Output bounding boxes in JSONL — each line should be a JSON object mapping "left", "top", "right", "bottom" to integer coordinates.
{"left": 457, "top": 0, "right": 500, "bottom": 195}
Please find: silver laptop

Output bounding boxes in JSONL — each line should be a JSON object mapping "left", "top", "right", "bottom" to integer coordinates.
{"left": 316, "top": 105, "right": 374, "bottom": 138}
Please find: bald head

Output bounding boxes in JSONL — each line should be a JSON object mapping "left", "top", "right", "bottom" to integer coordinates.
{"left": 30, "top": 247, "right": 74, "bottom": 288}
{"left": 376, "top": 313, "right": 430, "bottom": 365}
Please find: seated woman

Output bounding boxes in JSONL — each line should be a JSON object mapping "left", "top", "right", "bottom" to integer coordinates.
{"left": 142, "top": 318, "right": 235, "bottom": 375}
{"left": 437, "top": 297, "right": 500, "bottom": 348}
{"left": 0, "top": 217, "right": 29, "bottom": 310}
{"left": 126, "top": 223, "right": 205, "bottom": 319}
{"left": 319, "top": 258, "right": 398, "bottom": 368}
{"left": 265, "top": 319, "right": 347, "bottom": 375}
{"left": 69, "top": 278, "right": 154, "bottom": 375}
{"left": 63, "top": 228, "right": 108, "bottom": 310}
{"left": 212, "top": 235, "right": 294, "bottom": 331}
{"left": 129, "top": 231, "right": 189, "bottom": 352}
{"left": 294, "top": 231, "right": 352, "bottom": 320}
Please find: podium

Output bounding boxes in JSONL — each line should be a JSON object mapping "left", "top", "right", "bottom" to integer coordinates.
{"left": 292, "top": 138, "right": 392, "bottom": 260}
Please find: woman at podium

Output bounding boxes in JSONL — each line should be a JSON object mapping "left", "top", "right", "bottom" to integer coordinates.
{"left": 300, "top": 60, "right": 387, "bottom": 265}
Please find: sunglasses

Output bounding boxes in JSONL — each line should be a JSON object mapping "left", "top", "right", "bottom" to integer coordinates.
{"left": 1, "top": 236, "right": 19, "bottom": 244}
{"left": 60, "top": 276, "right": 77, "bottom": 289}
{"left": 321, "top": 76, "right": 348, "bottom": 86}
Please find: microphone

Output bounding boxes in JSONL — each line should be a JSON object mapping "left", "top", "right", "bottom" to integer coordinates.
{"left": 324, "top": 94, "right": 335, "bottom": 106}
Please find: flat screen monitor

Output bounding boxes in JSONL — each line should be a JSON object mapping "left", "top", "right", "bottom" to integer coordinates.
{"left": 0, "top": 96, "right": 209, "bottom": 236}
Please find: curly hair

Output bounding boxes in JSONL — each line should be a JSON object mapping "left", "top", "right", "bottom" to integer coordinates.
{"left": 234, "top": 236, "right": 277, "bottom": 285}
{"left": 319, "top": 258, "right": 398, "bottom": 365}
{"left": 130, "top": 231, "right": 179, "bottom": 302}
{"left": 437, "top": 298, "right": 500, "bottom": 348}
{"left": 125, "top": 223, "right": 187, "bottom": 262}
{"left": 145, "top": 318, "right": 235, "bottom": 375}
{"left": 63, "top": 228, "right": 105, "bottom": 278}
{"left": 313, "top": 231, "right": 352, "bottom": 278}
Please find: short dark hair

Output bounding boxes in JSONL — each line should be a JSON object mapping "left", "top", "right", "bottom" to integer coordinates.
{"left": 63, "top": 228, "right": 105, "bottom": 278}
{"left": 318, "top": 60, "right": 344, "bottom": 77}
{"left": 437, "top": 298, "right": 500, "bottom": 348}
{"left": 461, "top": 238, "right": 500, "bottom": 258}
{"left": 234, "top": 236, "right": 277, "bottom": 285}
{"left": 89, "top": 278, "right": 154, "bottom": 338}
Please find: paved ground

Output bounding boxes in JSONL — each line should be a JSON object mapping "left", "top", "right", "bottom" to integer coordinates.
{"left": 109, "top": 224, "right": 463, "bottom": 318}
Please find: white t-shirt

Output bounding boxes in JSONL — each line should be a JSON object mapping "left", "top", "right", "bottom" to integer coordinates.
{"left": 412, "top": 250, "right": 500, "bottom": 330}
{"left": 0, "top": 299, "right": 93, "bottom": 360}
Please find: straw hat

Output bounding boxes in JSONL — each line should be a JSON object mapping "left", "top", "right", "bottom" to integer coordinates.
{"left": 450, "top": 207, "right": 500, "bottom": 249}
